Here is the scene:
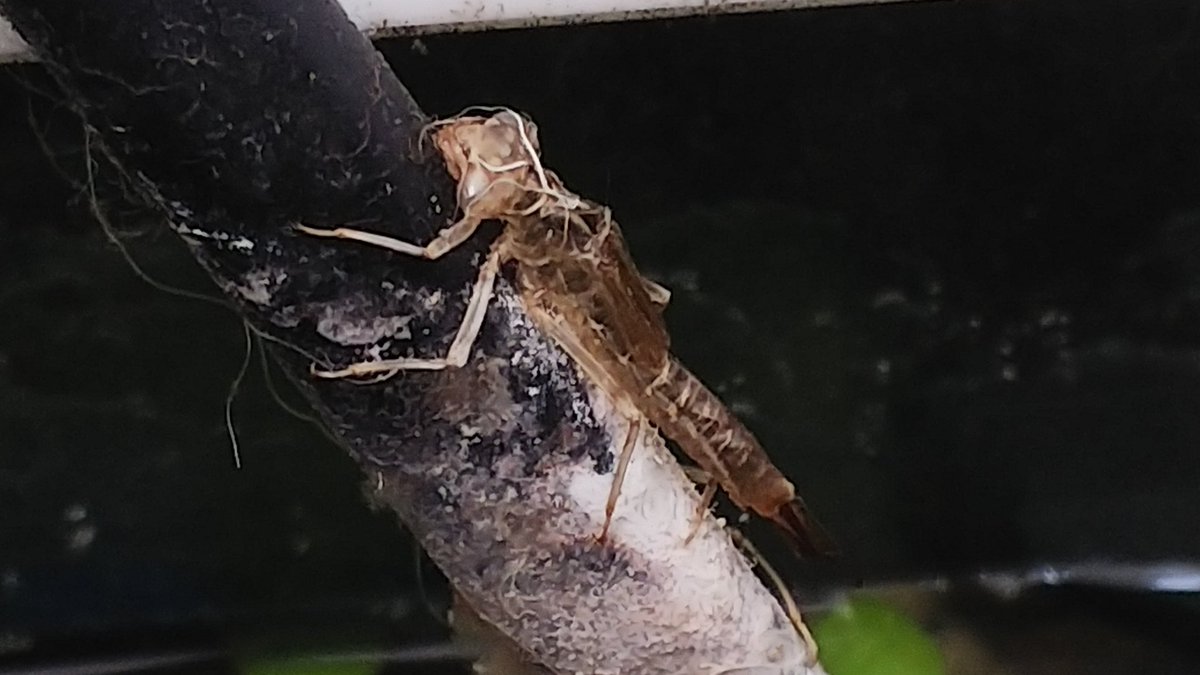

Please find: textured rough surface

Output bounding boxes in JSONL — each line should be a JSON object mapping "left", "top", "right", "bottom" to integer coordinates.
{"left": 370, "top": 291, "right": 815, "bottom": 674}
{"left": 0, "top": 0, "right": 816, "bottom": 672}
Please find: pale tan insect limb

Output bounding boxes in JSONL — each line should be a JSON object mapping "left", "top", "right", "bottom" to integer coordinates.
{"left": 598, "top": 417, "right": 641, "bottom": 543}
{"left": 674, "top": 464, "right": 720, "bottom": 545}
{"left": 310, "top": 248, "right": 500, "bottom": 379}
{"left": 647, "top": 357, "right": 674, "bottom": 394}
{"left": 729, "top": 528, "right": 820, "bottom": 667}
{"left": 683, "top": 478, "right": 719, "bottom": 546}
{"left": 293, "top": 211, "right": 485, "bottom": 261}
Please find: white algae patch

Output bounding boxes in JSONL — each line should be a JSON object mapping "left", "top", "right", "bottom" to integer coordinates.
{"left": 552, "top": 385, "right": 821, "bottom": 675}
{"left": 315, "top": 302, "right": 414, "bottom": 345}
{"left": 235, "top": 268, "right": 288, "bottom": 305}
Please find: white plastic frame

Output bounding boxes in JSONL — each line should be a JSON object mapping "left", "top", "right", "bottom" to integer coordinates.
{"left": 1, "top": 0, "right": 911, "bottom": 63}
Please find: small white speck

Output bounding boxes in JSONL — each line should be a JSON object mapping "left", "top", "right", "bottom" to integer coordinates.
{"left": 63, "top": 504, "right": 88, "bottom": 522}
{"left": 65, "top": 523, "right": 97, "bottom": 554}
{"left": 0, "top": 631, "right": 33, "bottom": 655}
{"left": 1, "top": 569, "right": 19, "bottom": 593}
{"left": 875, "top": 359, "right": 891, "bottom": 383}
{"left": 229, "top": 236, "right": 255, "bottom": 252}
{"left": 176, "top": 225, "right": 214, "bottom": 240}
{"left": 811, "top": 310, "right": 836, "bottom": 327}
{"left": 291, "top": 535, "right": 312, "bottom": 555}
{"left": 872, "top": 289, "right": 907, "bottom": 308}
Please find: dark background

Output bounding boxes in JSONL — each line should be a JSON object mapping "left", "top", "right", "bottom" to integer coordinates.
{"left": 2, "top": 0, "right": 1199, "bottom": 671}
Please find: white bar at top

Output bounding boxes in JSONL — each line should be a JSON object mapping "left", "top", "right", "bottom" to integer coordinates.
{"left": 1, "top": 0, "right": 911, "bottom": 63}
{"left": 1, "top": 16, "right": 28, "bottom": 62}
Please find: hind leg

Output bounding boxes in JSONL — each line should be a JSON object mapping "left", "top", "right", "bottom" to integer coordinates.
{"left": 683, "top": 476, "right": 719, "bottom": 545}
{"left": 730, "top": 528, "right": 820, "bottom": 666}
{"left": 598, "top": 417, "right": 641, "bottom": 543}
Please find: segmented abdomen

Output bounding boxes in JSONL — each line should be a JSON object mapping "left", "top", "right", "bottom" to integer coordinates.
{"left": 641, "top": 358, "right": 795, "bottom": 513}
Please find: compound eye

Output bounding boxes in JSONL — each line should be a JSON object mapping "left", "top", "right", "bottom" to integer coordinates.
{"left": 460, "top": 166, "right": 489, "bottom": 204}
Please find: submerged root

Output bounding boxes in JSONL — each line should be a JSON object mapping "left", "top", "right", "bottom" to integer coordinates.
{"left": 224, "top": 322, "right": 254, "bottom": 468}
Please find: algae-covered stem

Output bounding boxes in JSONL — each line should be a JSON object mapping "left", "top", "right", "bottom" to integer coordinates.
{"left": 1, "top": 0, "right": 824, "bottom": 671}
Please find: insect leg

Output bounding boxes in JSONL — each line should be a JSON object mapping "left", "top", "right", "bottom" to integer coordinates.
{"left": 311, "top": 249, "right": 500, "bottom": 379}
{"left": 598, "top": 416, "right": 641, "bottom": 543}
{"left": 683, "top": 478, "right": 719, "bottom": 546}
{"left": 294, "top": 214, "right": 483, "bottom": 261}
{"left": 729, "top": 528, "right": 820, "bottom": 666}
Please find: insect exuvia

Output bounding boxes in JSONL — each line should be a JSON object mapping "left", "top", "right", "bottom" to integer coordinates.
{"left": 294, "top": 109, "right": 834, "bottom": 558}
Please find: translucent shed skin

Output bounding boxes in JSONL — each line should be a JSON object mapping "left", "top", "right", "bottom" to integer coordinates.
{"left": 432, "top": 110, "right": 834, "bottom": 557}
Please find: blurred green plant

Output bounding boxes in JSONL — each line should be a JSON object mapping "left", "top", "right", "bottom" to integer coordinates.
{"left": 813, "top": 597, "right": 945, "bottom": 675}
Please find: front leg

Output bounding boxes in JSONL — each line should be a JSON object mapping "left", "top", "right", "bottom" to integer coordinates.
{"left": 295, "top": 213, "right": 483, "bottom": 261}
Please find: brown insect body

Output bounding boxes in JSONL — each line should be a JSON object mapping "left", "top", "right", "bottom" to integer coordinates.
{"left": 643, "top": 358, "right": 835, "bottom": 557}
{"left": 504, "top": 207, "right": 831, "bottom": 556}
{"left": 430, "top": 111, "right": 832, "bottom": 555}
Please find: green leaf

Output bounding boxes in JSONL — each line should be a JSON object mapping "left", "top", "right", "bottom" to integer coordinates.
{"left": 812, "top": 597, "right": 945, "bottom": 675}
